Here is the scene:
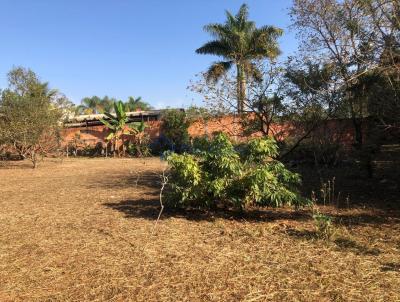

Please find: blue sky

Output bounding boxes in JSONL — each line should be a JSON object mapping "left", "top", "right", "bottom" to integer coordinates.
{"left": 0, "top": 0, "right": 297, "bottom": 108}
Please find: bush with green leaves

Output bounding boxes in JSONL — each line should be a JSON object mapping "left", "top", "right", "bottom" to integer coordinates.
{"left": 313, "top": 211, "right": 335, "bottom": 240}
{"left": 165, "top": 133, "right": 308, "bottom": 210}
{"left": 159, "top": 109, "right": 190, "bottom": 153}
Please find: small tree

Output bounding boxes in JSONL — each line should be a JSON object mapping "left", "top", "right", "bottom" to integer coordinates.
{"left": 100, "top": 100, "right": 147, "bottom": 156}
{"left": 166, "top": 133, "right": 308, "bottom": 210}
{"left": 160, "top": 109, "right": 190, "bottom": 153}
{"left": 127, "top": 121, "right": 150, "bottom": 157}
{"left": 0, "top": 67, "right": 63, "bottom": 168}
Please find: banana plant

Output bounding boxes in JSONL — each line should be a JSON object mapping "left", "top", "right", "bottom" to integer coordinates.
{"left": 100, "top": 100, "right": 145, "bottom": 156}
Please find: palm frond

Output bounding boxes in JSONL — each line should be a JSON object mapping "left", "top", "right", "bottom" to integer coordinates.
{"left": 250, "top": 25, "right": 283, "bottom": 59}
{"left": 236, "top": 3, "right": 249, "bottom": 23}
{"left": 196, "top": 40, "right": 230, "bottom": 56}
{"left": 114, "top": 101, "right": 126, "bottom": 121}
{"left": 203, "top": 23, "right": 231, "bottom": 39}
{"left": 205, "top": 61, "right": 233, "bottom": 83}
{"left": 100, "top": 118, "right": 116, "bottom": 130}
{"left": 225, "top": 10, "right": 237, "bottom": 28}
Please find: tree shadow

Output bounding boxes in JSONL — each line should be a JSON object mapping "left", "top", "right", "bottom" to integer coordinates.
{"left": 284, "top": 228, "right": 317, "bottom": 240}
{"left": 86, "top": 171, "right": 161, "bottom": 191}
{"left": 380, "top": 262, "right": 400, "bottom": 273}
{"left": 285, "top": 229, "right": 382, "bottom": 256}
{"left": 103, "top": 198, "right": 313, "bottom": 223}
{"left": 103, "top": 197, "right": 400, "bottom": 229}
{"left": 0, "top": 160, "right": 33, "bottom": 169}
{"left": 333, "top": 237, "right": 381, "bottom": 256}
{"left": 332, "top": 212, "right": 396, "bottom": 227}
{"left": 296, "top": 162, "right": 400, "bottom": 212}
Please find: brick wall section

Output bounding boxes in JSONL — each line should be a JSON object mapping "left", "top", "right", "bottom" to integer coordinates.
{"left": 188, "top": 115, "right": 294, "bottom": 141}
{"left": 60, "top": 121, "right": 162, "bottom": 146}
{"left": 61, "top": 116, "right": 360, "bottom": 150}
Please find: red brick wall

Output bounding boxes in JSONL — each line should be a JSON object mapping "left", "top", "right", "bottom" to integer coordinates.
{"left": 60, "top": 121, "right": 162, "bottom": 146}
{"left": 61, "top": 116, "right": 361, "bottom": 150}
{"left": 188, "top": 115, "right": 359, "bottom": 150}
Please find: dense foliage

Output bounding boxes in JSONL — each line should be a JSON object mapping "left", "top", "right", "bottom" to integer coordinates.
{"left": 100, "top": 100, "right": 148, "bottom": 156}
{"left": 165, "top": 133, "right": 307, "bottom": 210}
{"left": 0, "top": 67, "right": 64, "bottom": 167}
{"left": 153, "top": 109, "right": 190, "bottom": 154}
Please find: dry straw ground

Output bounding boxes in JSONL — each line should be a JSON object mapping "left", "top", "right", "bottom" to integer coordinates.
{"left": 0, "top": 158, "right": 399, "bottom": 301}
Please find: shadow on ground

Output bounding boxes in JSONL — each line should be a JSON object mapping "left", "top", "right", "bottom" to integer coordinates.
{"left": 86, "top": 171, "right": 162, "bottom": 191}
{"left": 103, "top": 198, "right": 312, "bottom": 223}
{"left": 285, "top": 228, "right": 383, "bottom": 255}
{"left": 103, "top": 197, "right": 400, "bottom": 226}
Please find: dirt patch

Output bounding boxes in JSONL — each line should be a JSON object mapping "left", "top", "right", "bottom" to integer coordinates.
{"left": 0, "top": 158, "right": 399, "bottom": 301}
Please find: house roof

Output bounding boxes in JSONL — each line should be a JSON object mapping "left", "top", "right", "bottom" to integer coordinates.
{"left": 64, "top": 110, "right": 164, "bottom": 128}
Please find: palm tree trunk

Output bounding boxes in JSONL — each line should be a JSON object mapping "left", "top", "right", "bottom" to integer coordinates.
{"left": 236, "top": 64, "right": 246, "bottom": 113}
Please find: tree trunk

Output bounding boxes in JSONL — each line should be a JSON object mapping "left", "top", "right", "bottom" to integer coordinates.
{"left": 352, "top": 117, "right": 363, "bottom": 149}
{"left": 236, "top": 64, "right": 246, "bottom": 113}
{"left": 31, "top": 150, "right": 37, "bottom": 169}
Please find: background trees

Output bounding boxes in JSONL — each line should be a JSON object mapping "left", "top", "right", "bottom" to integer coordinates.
{"left": 75, "top": 96, "right": 152, "bottom": 115}
{"left": 192, "top": 1, "right": 399, "bottom": 177}
{"left": 0, "top": 67, "right": 64, "bottom": 168}
{"left": 290, "top": 0, "right": 400, "bottom": 147}
{"left": 124, "top": 96, "right": 152, "bottom": 112}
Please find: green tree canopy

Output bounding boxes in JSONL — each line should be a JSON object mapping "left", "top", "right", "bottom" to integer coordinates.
{"left": 0, "top": 67, "right": 63, "bottom": 167}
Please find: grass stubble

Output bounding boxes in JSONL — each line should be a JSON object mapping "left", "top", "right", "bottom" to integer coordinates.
{"left": 0, "top": 158, "right": 399, "bottom": 301}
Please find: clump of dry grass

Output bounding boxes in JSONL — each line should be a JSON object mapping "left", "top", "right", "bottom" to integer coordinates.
{"left": 0, "top": 158, "right": 399, "bottom": 301}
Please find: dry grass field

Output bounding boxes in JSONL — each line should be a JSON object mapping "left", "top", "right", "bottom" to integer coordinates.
{"left": 0, "top": 158, "right": 399, "bottom": 301}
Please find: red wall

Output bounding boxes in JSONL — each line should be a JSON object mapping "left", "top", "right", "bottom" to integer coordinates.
{"left": 61, "top": 121, "right": 161, "bottom": 147}
{"left": 61, "top": 116, "right": 360, "bottom": 150}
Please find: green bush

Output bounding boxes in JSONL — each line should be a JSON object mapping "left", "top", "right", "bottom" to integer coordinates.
{"left": 127, "top": 139, "right": 151, "bottom": 157}
{"left": 313, "top": 211, "right": 335, "bottom": 240}
{"left": 191, "top": 135, "right": 210, "bottom": 153}
{"left": 166, "top": 133, "right": 308, "bottom": 210}
{"left": 160, "top": 109, "right": 190, "bottom": 153}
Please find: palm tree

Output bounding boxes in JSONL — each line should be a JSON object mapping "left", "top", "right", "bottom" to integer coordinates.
{"left": 76, "top": 96, "right": 116, "bottom": 115}
{"left": 196, "top": 3, "right": 283, "bottom": 113}
{"left": 98, "top": 96, "right": 116, "bottom": 113}
{"left": 76, "top": 96, "right": 102, "bottom": 115}
{"left": 124, "top": 96, "right": 152, "bottom": 112}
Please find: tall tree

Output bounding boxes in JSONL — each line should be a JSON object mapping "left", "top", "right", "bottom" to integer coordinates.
{"left": 196, "top": 3, "right": 283, "bottom": 113}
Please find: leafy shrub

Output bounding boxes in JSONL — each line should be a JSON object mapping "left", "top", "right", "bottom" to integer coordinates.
{"left": 191, "top": 135, "right": 210, "bottom": 153}
{"left": 313, "top": 211, "right": 335, "bottom": 240}
{"left": 165, "top": 133, "right": 308, "bottom": 210}
{"left": 127, "top": 139, "right": 151, "bottom": 157}
{"left": 285, "top": 138, "right": 344, "bottom": 166}
{"left": 160, "top": 109, "right": 190, "bottom": 153}
{"left": 150, "top": 134, "right": 175, "bottom": 155}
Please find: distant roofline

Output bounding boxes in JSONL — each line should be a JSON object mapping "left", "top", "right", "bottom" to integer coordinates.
{"left": 63, "top": 108, "right": 184, "bottom": 128}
